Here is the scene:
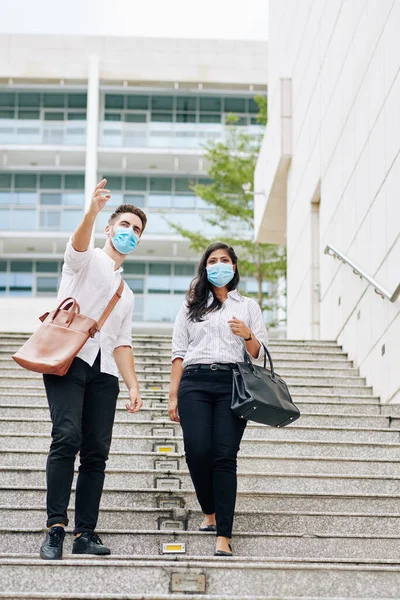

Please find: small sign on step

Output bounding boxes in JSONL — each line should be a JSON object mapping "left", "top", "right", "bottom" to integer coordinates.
{"left": 162, "top": 542, "right": 186, "bottom": 554}
{"left": 171, "top": 573, "right": 206, "bottom": 592}
{"left": 156, "top": 477, "right": 181, "bottom": 490}
{"left": 153, "top": 443, "right": 177, "bottom": 454}
{"left": 158, "top": 497, "right": 184, "bottom": 509}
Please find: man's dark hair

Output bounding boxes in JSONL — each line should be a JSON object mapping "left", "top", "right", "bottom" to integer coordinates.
{"left": 108, "top": 204, "right": 147, "bottom": 234}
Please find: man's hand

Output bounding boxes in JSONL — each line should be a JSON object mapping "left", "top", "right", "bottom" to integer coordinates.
{"left": 228, "top": 316, "right": 251, "bottom": 339}
{"left": 168, "top": 396, "right": 180, "bottom": 423}
{"left": 88, "top": 179, "right": 111, "bottom": 217}
{"left": 125, "top": 387, "right": 143, "bottom": 414}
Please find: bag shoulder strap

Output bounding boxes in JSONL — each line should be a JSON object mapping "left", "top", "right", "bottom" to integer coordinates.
{"left": 90, "top": 279, "right": 125, "bottom": 336}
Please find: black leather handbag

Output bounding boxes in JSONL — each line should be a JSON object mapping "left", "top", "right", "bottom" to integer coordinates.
{"left": 232, "top": 344, "right": 300, "bottom": 427}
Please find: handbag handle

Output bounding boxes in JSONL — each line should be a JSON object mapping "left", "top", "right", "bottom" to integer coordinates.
{"left": 244, "top": 342, "right": 276, "bottom": 381}
{"left": 52, "top": 297, "right": 81, "bottom": 326}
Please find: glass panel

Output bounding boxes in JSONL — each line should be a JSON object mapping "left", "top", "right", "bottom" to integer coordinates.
{"left": 199, "top": 113, "right": 221, "bottom": 123}
{"left": 0, "top": 109, "right": 14, "bottom": 118}
{"left": 172, "top": 275, "right": 192, "bottom": 293}
{"left": 175, "top": 178, "right": 192, "bottom": 193}
{"left": 0, "top": 93, "right": 15, "bottom": 107}
{"left": 63, "top": 192, "right": 84, "bottom": 206}
{"left": 15, "top": 192, "right": 37, "bottom": 205}
{"left": 248, "top": 98, "right": 260, "bottom": 113}
{"left": 36, "top": 261, "right": 59, "bottom": 272}
{"left": 147, "top": 275, "right": 171, "bottom": 293}
{"left": 37, "top": 276, "right": 58, "bottom": 293}
{"left": 0, "top": 192, "right": 12, "bottom": 204}
{"left": 43, "top": 93, "right": 65, "bottom": 108}
{"left": 123, "top": 262, "right": 146, "bottom": 275}
{"left": 67, "top": 94, "right": 87, "bottom": 109}
{"left": 105, "top": 176, "right": 122, "bottom": 190}
{"left": 133, "top": 295, "right": 144, "bottom": 319}
{"left": 175, "top": 264, "right": 195, "bottom": 276}
{"left": 0, "top": 273, "right": 7, "bottom": 294}
{"left": 106, "top": 192, "right": 123, "bottom": 206}
{"left": 61, "top": 210, "right": 82, "bottom": 231}
{"left": 40, "top": 174, "right": 62, "bottom": 189}
{"left": 94, "top": 211, "right": 111, "bottom": 232}
{"left": 200, "top": 97, "right": 221, "bottom": 112}
{"left": 40, "top": 193, "right": 62, "bottom": 205}
{"left": 125, "top": 278, "right": 144, "bottom": 293}
{"left": 224, "top": 97, "right": 246, "bottom": 113}
{"left": 65, "top": 174, "right": 84, "bottom": 189}
{"left": 104, "top": 113, "right": 121, "bottom": 121}
{"left": 176, "top": 113, "right": 196, "bottom": 123}
{"left": 124, "top": 194, "right": 145, "bottom": 208}
{"left": 18, "top": 110, "right": 40, "bottom": 119}
{"left": 15, "top": 174, "right": 36, "bottom": 189}
{"left": 40, "top": 210, "right": 60, "bottom": 229}
{"left": 0, "top": 209, "right": 11, "bottom": 229}
{"left": 0, "top": 174, "right": 11, "bottom": 188}
{"left": 105, "top": 95, "right": 124, "bottom": 109}
{"left": 44, "top": 111, "right": 64, "bottom": 121}
{"left": 9, "top": 273, "right": 33, "bottom": 295}
{"left": 10, "top": 260, "right": 33, "bottom": 272}
{"left": 125, "top": 177, "right": 146, "bottom": 191}
{"left": 149, "top": 263, "right": 171, "bottom": 276}
{"left": 11, "top": 210, "right": 36, "bottom": 230}
{"left": 67, "top": 112, "right": 86, "bottom": 121}
{"left": 18, "top": 93, "right": 40, "bottom": 107}
{"left": 150, "top": 177, "right": 172, "bottom": 192}
{"left": 176, "top": 96, "right": 197, "bottom": 111}
{"left": 148, "top": 194, "right": 172, "bottom": 208}
{"left": 151, "top": 96, "right": 173, "bottom": 111}
{"left": 0, "top": 261, "right": 7, "bottom": 271}
{"left": 127, "top": 95, "right": 149, "bottom": 110}
{"left": 124, "top": 113, "right": 147, "bottom": 123}
{"left": 146, "top": 294, "right": 184, "bottom": 322}
{"left": 151, "top": 112, "right": 173, "bottom": 122}
{"left": 173, "top": 194, "right": 196, "bottom": 208}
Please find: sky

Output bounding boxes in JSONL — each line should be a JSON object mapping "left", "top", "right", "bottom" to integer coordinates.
{"left": 0, "top": 0, "right": 269, "bottom": 40}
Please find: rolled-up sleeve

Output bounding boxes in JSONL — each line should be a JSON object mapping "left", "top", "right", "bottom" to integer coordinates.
{"left": 172, "top": 302, "right": 190, "bottom": 362}
{"left": 114, "top": 294, "right": 134, "bottom": 349}
{"left": 63, "top": 239, "right": 94, "bottom": 273}
{"left": 248, "top": 299, "right": 269, "bottom": 360}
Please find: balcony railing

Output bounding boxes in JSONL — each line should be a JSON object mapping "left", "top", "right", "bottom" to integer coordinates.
{"left": 0, "top": 120, "right": 86, "bottom": 146}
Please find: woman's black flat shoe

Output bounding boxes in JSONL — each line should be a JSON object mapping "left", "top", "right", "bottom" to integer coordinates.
{"left": 214, "top": 543, "right": 232, "bottom": 556}
{"left": 199, "top": 524, "right": 217, "bottom": 532}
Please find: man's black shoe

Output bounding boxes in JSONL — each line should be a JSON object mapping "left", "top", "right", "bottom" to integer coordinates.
{"left": 40, "top": 526, "right": 65, "bottom": 560}
{"left": 72, "top": 532, "right": 111, "bottom": 555}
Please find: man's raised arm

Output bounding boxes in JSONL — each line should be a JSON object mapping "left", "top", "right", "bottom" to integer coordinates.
{"left": 72, "top": 179, "right": 111, "bottom": 252}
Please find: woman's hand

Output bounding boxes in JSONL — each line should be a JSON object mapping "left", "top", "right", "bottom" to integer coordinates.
{"left": 228, "top": 316, "right": 251, "bottom": 339}
{"left": 125, "top": 387, "right": 143, "bottom": 414}
{"left": 168, "top": 396, "right": 180, "bottom": 423}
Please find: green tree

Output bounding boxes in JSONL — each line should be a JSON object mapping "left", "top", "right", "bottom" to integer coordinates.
{"left": 168, "top": 96, "right": 286, "bottom": 326}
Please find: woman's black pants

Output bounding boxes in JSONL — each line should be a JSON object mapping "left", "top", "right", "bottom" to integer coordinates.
{"left": 43, "top": 353, "right": 119, "bottom": 534}
{"left": 178, "top": 367, "right": 246, "bottom": 538}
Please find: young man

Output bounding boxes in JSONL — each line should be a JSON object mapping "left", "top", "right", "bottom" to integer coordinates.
{"left": 40, "top": 179, "right": 146, "bottom": 560}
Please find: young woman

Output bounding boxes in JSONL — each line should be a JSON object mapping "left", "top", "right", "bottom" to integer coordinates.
{"left": 169, "top": 242, "right": 269, "bottom": 556}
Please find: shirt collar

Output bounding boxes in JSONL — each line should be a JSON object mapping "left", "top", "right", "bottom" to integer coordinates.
{"left": 207, "top": 288, "right": 244, "bottom": 303}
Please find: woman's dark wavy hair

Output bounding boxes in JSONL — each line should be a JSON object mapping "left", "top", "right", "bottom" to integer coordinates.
{"left": 186, "top": 242, "right": 240, "bottom": 322}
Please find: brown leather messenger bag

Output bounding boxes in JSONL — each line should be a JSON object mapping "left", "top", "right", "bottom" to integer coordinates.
{"left": 12, "top": 279, "right": 125, "bottom": 376}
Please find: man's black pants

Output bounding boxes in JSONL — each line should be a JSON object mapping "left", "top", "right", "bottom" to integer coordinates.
{"left": 43, "top": 352, "right": 119, "bottom": 534}
{"left": 178, "top": 368, "right": 246, "bottom": 538}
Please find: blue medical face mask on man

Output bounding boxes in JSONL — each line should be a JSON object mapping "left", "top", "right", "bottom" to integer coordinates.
{"left": 206, "top": 262, "right": 235, "bottom": 288}
{"left": 111, "top": 226, "right": 139, "bottom": 255}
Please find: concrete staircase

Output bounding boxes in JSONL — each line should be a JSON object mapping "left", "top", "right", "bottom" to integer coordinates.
{"left": 1, "top": 333, "right": 400, "bottom": 599}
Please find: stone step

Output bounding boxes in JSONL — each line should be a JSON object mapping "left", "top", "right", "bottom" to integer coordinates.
{"left": 2, "top": 557, "right": 400, "bottom": 599}
{"left": 0, "top": 411, "right": 392, "bottom": 429}
{"left": 3, "top": 529, "right": 400, "bottom": 561}
{"left": 1, "top": 448, "right": 398, "bottom": 476}
{"left": 2, "top": 418, "right": 399, "bottom": 443}
{"left": 2, "top": 466, "right": 400, "bottom": 495}
{"left": 0, "top": 399, "right": 392, "bottom": 417}
{"left": 3, "top": 485, "right": 400, "bottom": 514}
{"left": 2, "top": 432, "right": 400, "bottom": 458}
{"left": 3, "top": 505, "right": 400, "bottom": 536}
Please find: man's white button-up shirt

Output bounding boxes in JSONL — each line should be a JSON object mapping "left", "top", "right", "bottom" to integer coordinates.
{"left": 57, "top": 240, "right": 134, "bottom": 377}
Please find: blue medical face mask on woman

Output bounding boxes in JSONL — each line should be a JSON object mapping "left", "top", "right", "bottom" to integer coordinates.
{"left": 206, "top": 262, "right": 235, "bottom": 288}
{"left": 111, "top": 226, "right": 139, "bottom": 255}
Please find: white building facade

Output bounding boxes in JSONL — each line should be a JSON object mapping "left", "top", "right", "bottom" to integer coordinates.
{"left": 255, "top": 0, "right": 400, "bottom": 403}
{"left": 0, "top": 34, "right": 268, "bottom": 332}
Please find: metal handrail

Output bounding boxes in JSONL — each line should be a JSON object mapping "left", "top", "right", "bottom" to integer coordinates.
{"left": 324, "top": 244, "right": 400, "bottom": 302}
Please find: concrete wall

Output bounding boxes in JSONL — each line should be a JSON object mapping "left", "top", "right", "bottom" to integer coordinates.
{"left": 256, "top": 0, "right": 400, "bottom": 403}
{"left": 0, "top": 34, "right": 267, "bottom": 86}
